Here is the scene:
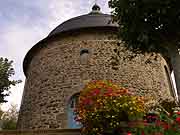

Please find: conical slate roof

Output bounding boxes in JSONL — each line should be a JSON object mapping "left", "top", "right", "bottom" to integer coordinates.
{"left": 48, "top": 4, "right": 118, "bottom": 37}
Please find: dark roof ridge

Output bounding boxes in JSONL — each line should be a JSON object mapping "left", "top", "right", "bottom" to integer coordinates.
{"left": 48, "top": 12, "right": 118, "bottom": 37}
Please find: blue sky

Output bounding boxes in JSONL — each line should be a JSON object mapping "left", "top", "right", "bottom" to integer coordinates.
{"left": 0, "top": 0, "right": 110, "bottom": 110}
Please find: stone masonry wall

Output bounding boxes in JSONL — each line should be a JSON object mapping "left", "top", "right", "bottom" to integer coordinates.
{"left": 17, "top": 29, "right": 173, "bottom": 129}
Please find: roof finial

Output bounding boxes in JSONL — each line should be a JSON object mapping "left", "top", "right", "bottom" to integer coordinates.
{"left": 91, "top": 0, "right": 101, "bottom": 14}
{"left": 95, "top": 0, "right": 97, "bottom": 4}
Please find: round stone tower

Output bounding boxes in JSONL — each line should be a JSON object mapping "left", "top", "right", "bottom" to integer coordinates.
{"left": 17, "top": 5, "right": 175, "bottom": 129}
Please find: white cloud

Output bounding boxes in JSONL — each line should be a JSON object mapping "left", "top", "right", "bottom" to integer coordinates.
{"left": 0, "top": 22, "right": 49, "bottom": 79}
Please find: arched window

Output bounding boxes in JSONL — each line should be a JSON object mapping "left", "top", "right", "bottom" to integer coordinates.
{"left": 80, "top": 49, "right": 89, "bottom": 65}
{"left": 67, "top": 93, "right": 81, "bottom": 128}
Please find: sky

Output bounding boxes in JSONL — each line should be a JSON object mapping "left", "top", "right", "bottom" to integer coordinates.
{"left": 0, "top": 0, "right": 111, "bottom": 111}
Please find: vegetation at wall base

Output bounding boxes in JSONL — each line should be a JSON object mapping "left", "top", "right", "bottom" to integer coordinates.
{"left": 75, "top": 80, "right": 180, "bottom": 135}
{"left": 0, "top": 104, "right": 18, "bottom": 130}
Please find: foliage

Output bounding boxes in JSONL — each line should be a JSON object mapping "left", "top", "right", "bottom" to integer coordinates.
{"left": 0, "top": 104, "right": 18, "bottom": 130}
{"left": 128, "top": 106, "right": 180, "bottom": 135}
{"left": 75, "top": 80, "right": 145, "bottom": 135}
{"left": 0, "top": 57, "right": 21, "bottom": 103}
{"left": 75, "top": 80, "right": 180, "bottom": 135}
{"left": 109, "top": 0, "right": 180, "bottom": 53}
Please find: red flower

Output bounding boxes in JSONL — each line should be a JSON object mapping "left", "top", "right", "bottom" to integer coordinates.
{"left": 107, "top": 88, "right": 113, "bottom": 93}
{"left": 141, "top": 131, "right": 145, "bottom": 135}
{"left": 143, "top": 120, "right": 148, "bottom": 126}
{"left": 127, "top": 131, "right": 132, "bottom": 135}
{"left": 176, "top": 112, "right": 180, "bottom": 115}
{"left": 93, "top": 89, "right": 100, "bottom": 95}
{"left": 104, "top": 88, "right": 113, "bottom": 96}
{"left": 176, "top": 117, "right": 180, "bottom": 123}
{"left": 163, "top": 123, "right": 170, "bottom": 130}
{"left": 84, "top": 98, "right": 93, "bottom": 105}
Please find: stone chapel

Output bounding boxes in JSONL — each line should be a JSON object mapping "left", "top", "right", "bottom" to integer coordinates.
{"left": 17, "top": 4, "right": 178, "bottom": 129}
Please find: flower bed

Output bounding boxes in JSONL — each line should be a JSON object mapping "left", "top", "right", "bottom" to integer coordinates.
{"left": 75, "top": 80, "right": 180, "bottom": 135}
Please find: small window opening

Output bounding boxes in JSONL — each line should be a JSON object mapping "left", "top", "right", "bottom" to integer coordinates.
{"left": 80, "top": 49, "right": 89, "bottom": 55}
{"left": 80, "top": 49, "right": 89, "bottom": 65}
